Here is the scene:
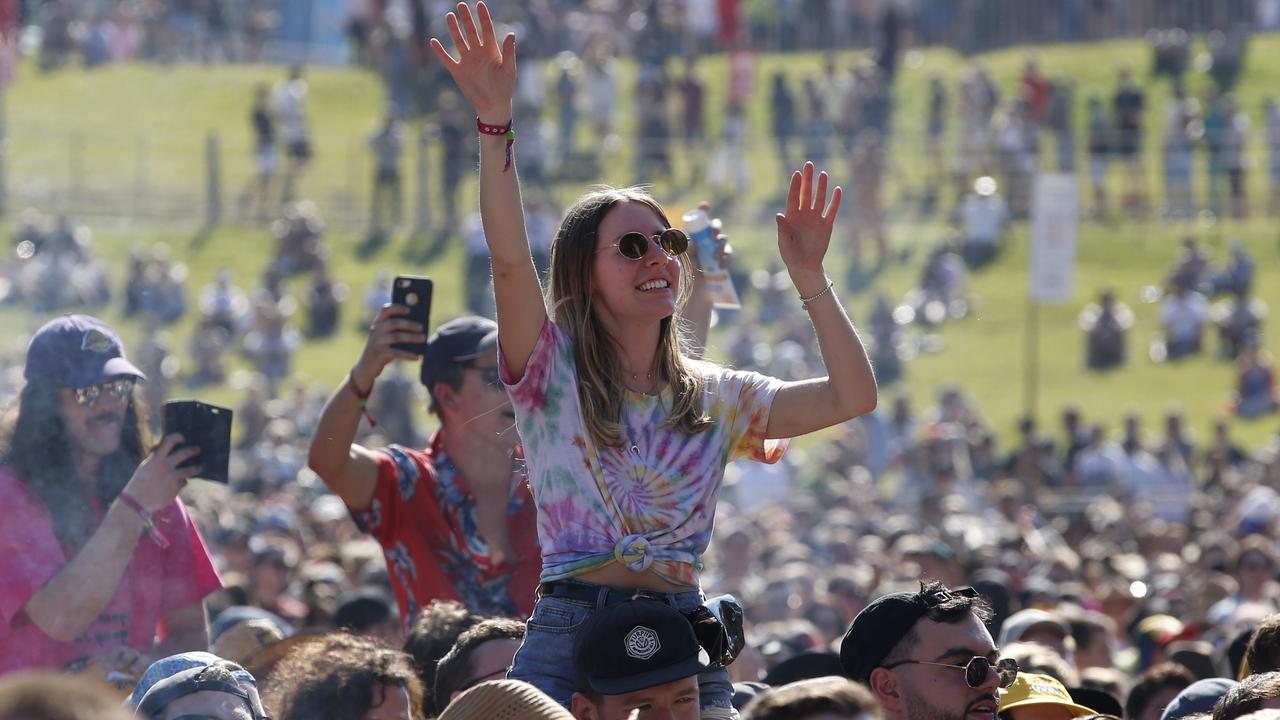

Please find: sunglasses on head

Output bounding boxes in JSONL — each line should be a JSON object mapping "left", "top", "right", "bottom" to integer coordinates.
{"left": 597, "top": 228, "right": 689, "bottom": 261}
{"left": 882, "top": 656, "right": 1019, "bottom": 689}
{"left": 71, "top": 377, "right": 136, "bottom": 407}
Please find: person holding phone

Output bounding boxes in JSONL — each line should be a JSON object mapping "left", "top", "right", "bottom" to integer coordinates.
{"left": 308, "top": 314, "right": 541, "bottom": 626}
{"left": 430, "top": 3, "right": 877, "bottom": 716}
{"left": 0, "top": 315, "right": 222, "bottom": 676}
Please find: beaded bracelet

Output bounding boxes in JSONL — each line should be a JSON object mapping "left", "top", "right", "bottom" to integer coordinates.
{"left": 118, "top": 492, "right": 171, "bottom": 549}
{"left": 347, "top": 371, "right": 378, "bottom": 428}
{"left": 799, "top": 280, "right": 835, "bottom": 310}
{"left": 476, "top": 117, "right": 515, "bottom": 172}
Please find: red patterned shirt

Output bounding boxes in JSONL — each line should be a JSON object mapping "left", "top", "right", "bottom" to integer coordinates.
{"left": 351, "top": 432, "right": 539, "bottom": 626}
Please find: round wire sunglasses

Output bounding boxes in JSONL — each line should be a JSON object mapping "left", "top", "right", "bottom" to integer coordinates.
{"left": 595, "top": 228, "right": 690, "bottom": 261}
{"left": 71, "top": 377, "right": 136, "bottom": 407}
{"left": 882, "top": 656, "right": 1019, "bottom": 689}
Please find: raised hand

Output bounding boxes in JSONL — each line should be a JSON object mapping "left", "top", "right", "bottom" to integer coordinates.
{"left": 353, "top": 303, "right": 426, "bottom": 388}
{"left": 429, "top": 2, "right": 517, "bottom": 120}
{"left": 123, "top": 434, "right": 202, "bottom": 513}
{"left": 775, "top": 162, "right": 842, "bottom": 276}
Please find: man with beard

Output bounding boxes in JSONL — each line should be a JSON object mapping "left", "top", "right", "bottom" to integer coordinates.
{"left": 0, "top": 315, "right": 221, "bottom": 675}
{"left": 841, "top": 580, "right": 1019, "bottom": 720}
{"left": 309, "top": 314, "right": 540, "bottom": 625}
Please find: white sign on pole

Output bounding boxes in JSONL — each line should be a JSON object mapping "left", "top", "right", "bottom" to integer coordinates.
{"left": 1028, "top": 173, "right": 1079, "bottom": 304}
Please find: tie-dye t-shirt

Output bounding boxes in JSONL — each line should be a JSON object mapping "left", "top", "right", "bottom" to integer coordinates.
{"left": 501, "top": 318, "right": 786, "bottom": 587}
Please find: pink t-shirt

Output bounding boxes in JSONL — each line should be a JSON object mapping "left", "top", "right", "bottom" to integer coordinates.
{"left": 501, "top": 318, "right": 785, "bottom": 587}
{"left": 0, "top": 466, "right": 222, "bottom": 675}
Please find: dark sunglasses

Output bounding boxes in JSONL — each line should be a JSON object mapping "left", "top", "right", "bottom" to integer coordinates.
{"left": 466, "top": 365, "right": 502, "bottom": 388}
{"left": 597, "top": 228, "right": 689, "bottom": 261}
{"left": 71, "top": 377, "right": 135, "bottom": 407}
{"left": 456, "top": 665, "right": 510, "bottom": 693}
{"left": 882, "top": 656, "right": 1019, "bottom": 689}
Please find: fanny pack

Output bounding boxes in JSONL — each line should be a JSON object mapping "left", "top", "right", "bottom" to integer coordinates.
{"left": 685, "top": 594, "right": 746, "bottom": 668}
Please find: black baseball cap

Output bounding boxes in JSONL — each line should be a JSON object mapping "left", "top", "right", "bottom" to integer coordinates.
{"left": 420, "top": 316, "right": 499, "bottom": 388}
{"left": 840, "top": 585, "right": 979, "bottom": 684}
{"left": 25, "top": 314, "right": 145, "bottom": 387}
{"left": 574, "top": 600, "right": 711, "bottom": 696}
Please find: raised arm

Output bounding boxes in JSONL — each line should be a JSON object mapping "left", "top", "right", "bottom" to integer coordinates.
{"left": 430, "top": 2, "right": 546, "bottom": 379}
{"left": 765, "top": 162, "right": 878, "bottom": 439}
{"left": 307, "top": 304, "right": 424, "bottom": 510}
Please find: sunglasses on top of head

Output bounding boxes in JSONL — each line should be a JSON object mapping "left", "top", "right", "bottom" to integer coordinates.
{"left": 596, "top": 228, "right": 689, "bottom": 261}
{"left": 70, "top": 377, "right": 136, "bottom": 407}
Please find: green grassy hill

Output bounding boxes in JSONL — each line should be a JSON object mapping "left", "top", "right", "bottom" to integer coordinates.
{"left": 2, "top": 34, "right": 1278, "bottom": 451}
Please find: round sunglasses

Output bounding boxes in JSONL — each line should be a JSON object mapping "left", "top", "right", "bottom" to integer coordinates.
{"left": 882, "top": 656, "right": 1019, "bottom": 689}
{"left": 71, "top": 377, "right": 136, "bottom": 407}
{"left": 596, "top": 228, "right": 689, "bottom": 261}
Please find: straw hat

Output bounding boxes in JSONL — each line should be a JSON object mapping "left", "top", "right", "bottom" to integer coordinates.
{"left": 436, "top": 679, "right": 574, "bottom": 720}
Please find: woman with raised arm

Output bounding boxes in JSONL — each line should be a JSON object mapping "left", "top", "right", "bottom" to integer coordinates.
{"left": 431, "top": 3, "right": 877, "bottom": 716}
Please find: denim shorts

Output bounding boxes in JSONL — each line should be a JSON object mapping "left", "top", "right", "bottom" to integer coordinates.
{"left": 507, "top": 579, "right": 737, "bottom": 715}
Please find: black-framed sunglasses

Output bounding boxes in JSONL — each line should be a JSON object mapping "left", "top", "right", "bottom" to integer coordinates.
{"left": 71, "top": 377, "right": 136, "bottom": 407}
{"left": 596, "top": 228, "right": 689, "bottom": 261}
{"left": 464, "top": 364, "right": 502, "bottom": 388}
{"left": 456, "top": 665, "right": 510, "bottom": 693}
{"left": 882, "top": 656, "right": 1019, "bottom": 689}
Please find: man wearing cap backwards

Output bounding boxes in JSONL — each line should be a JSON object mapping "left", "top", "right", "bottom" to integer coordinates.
{"left": 0, "top": 315, "right": 222, "bottom": 675}
{"left": 841, "top": 580, "right": 1018, "bottom": 720}
{"left": 309, "top": 312, "right": 540, "bottom": 625}
{"left": 569, "top": 599, "right": 711, "bottom": 720}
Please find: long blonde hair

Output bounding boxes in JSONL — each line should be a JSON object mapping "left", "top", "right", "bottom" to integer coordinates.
{"left": 546, "top": 187, "right": 711, "bottom": 448}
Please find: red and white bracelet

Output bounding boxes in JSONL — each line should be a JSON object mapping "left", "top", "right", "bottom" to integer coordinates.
{"left": 477, "top": 117, "right": 515, "bottom": 172}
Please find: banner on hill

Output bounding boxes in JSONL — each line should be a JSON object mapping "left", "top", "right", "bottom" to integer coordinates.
{"left": 1028, "top": 173, "right": 1078, "bottom": 304}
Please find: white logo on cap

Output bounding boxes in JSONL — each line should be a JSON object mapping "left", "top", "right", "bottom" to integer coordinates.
{"left": 624, "top": 626, "right": 660, "bottom": 660}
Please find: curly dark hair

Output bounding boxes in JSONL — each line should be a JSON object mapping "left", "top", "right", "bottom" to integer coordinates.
{"left": 402, "top": 600, "right": 485, "bottom": 712}
{"left": 1, "top": 378, "right": 152, "bottom": 550}
{"left": 264, "top": 633, "right": 425, "bottom": 720}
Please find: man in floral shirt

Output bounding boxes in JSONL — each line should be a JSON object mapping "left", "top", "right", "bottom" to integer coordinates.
{"left": 309, "top": 315, "right": 539, "bottom": 628}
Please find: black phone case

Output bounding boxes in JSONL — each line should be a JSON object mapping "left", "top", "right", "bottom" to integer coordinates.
{"left": 163, "top": 400, "right": 233, "bottom": 484}
{"left": 391, "top": 275, "right": 433, "bottom": 355}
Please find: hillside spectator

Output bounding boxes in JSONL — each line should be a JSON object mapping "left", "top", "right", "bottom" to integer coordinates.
{"left": 199, "top": 268, "right": 251, "bottom": 336}
{"left": 1080, "top": 289, "right": 1133, "bottom": 370}
{"left": 368, "top": 103, "right": 405, "bottom": 235}
{"left": 1113, "top": 68, "right": 1148, "bottom": 214}
{"left": 271, "top": 202, "right": 325, "bottom": 278}
{"left": 1163, "top": 83, "right": 1197, "bottom": 219}
{"left": 555, "top": 55, "right": 581, "bottom": 163}
{"left": 1215, "top": 289, "right": 1264, "bottom": 360}
{"left": 1086, "top": 94, "right": 1111, "bottom": 218}
{"left": 679, "top": 63, "right": 708, "bottom": 187}
{"left": 768, "top": 73, "right": 796, "bottom": 174}
{"left": 583, "top": 41, "right": 620, "bottom": 150}
{"left": 1212, "top": 241, "right": 1255, "bottom": 297}
{"left": 189, "top": 315, "right": 232, "bottom": 387}
{"left": 802, "top": 75, "right": 832, "bottom": 169}
{"left": 303, "top": 267, "right": 345, "bottom": 339}
{"left": 849, "top": 129, "right": 889, "bottom": 269}
{"left": 1234, "top": 344, "right": 1279, "bottom": 420}
{"left": 1160, "top": 280, "right": 1209, "bottom": 360}
{"left": 437, "top": 91, "right": 471, "bottom": 230}
{"left": 957, "top": 175, "right": 1009, "bottom": 268}
{"left": 1266, "top": 98, "right": 1280, "bottom": 215}
{"left": 274, "top": 65, "right": 312, "bottom": 204}
{"left": 237, "top": 84, "right": 276, "bottom": 222}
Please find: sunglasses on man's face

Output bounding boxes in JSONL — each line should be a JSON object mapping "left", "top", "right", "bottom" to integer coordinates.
{"left": 597, "top": 228, "right": 689, "bottom": 261}
{"left": 71, "top": 377, "right": 136, "bottom": 407}
{"left": 466, "top": 365, "right": 502, "bottom": 388}
{"left": 882, "top": 656, "right": 1019, "bottom": 689}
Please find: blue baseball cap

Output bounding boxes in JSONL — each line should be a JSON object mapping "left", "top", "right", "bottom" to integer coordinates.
{"left": 421, "top": 316, "right": 499, "bottom": 388}
{"left": 24, "top": 315, "right": 145, "bottom": 387}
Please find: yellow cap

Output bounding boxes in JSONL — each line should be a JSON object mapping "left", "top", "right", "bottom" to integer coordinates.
{"left": 999, "top": 672, "right": 1097, "bottom": 716}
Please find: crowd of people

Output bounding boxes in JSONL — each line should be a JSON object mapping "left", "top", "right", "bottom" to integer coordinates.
{"left": 5, "top": 2, "right": 1280, "bottom": 720}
